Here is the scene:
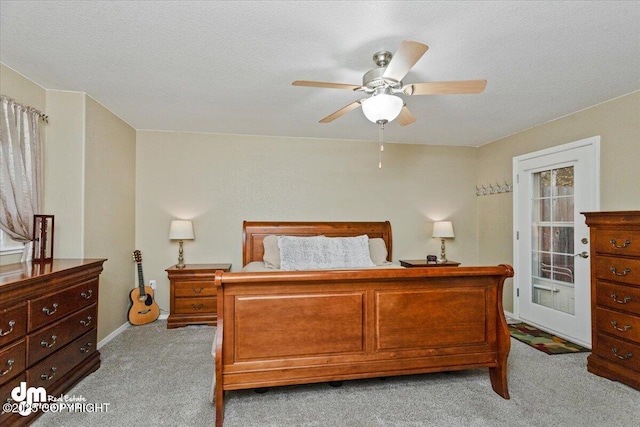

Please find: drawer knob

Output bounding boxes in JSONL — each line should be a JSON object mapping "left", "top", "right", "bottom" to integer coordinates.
{"left": 191, "top": 286, "right": 204, "bottom": 294}
{"left": 610, "top": 238, "right": 631, "bottom": 249}
{"left": 610, "top": 293, "right": 632, "bottom": 304}
{"left": 80, "top": 316, "right": 92, "bottom": 327}
{"left": 611, "top": 347, "right": 633, "bottom": 360}
{"left": 0, "top": 320, "right": 15, "bottom": 337}
{"left": 40, "top": 366, "right": 57, "bottom": 381}
{"left": 40, "top": 334, "right": 58, "bottom": 348}
{"left": 191, "top": 303, "right": 204, "bottom": 311}
{"left": 1, "top": 358, "right": 14, "bottom": 376}
{"left": 610, "top": 266, "right": 631, "bottom": 277}
{"left": 80, "top": 342, "right": 93, "bottom": 354}
{"left": 80, "top": 289, "right": 93, "bottom": 299}
{"left": 611, "top": 320, "right": 632, "bottom": 332}
{"left": 42, "top": 303, "right": 59, "bottom": 316}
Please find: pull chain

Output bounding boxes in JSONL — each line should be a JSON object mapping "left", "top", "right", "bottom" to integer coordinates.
{"left": 377, "top": 120, "right": 387, "bottom": 169}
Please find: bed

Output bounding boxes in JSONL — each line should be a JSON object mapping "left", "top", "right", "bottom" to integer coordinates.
{"left": 213, "top": 221, "right": 513, "bottom": 426}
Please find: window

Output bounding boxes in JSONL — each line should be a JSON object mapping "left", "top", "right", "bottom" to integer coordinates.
{"left": 0, "top": 229, "right": 24, "bottom": 254}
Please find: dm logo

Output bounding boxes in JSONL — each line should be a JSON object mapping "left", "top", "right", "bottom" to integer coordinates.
{"left": 11, "top": 382, "right": 47, "bottom": 416}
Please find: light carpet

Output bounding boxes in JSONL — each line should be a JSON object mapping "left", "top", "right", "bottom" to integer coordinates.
{"left": 32, "top": 320, "right": 640, "bottom": 426}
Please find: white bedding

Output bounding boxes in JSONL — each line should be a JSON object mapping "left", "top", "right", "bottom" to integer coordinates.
{"left": 242, "top": 261, "right": 403, "bottom": 272}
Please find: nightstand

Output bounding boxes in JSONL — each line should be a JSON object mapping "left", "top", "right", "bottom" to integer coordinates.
{"left": 399, "top": 259, "right": 461, "bottom": 268}
{"left": 166, "top": 263, "right": 231, "bottom": 329}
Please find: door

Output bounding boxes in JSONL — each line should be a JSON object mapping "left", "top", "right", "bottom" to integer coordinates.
{"left": 513, "top": 137, "right": 599, "bottom": 347}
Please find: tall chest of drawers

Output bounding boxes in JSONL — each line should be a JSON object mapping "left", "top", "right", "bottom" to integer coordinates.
{"left": 0, "top": 259, "right": 106, "bottom": 426}
{"left": 584, "top": 211, "right": 640, "bottom": 390}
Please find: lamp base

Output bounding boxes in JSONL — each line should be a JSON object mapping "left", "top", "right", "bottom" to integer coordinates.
{"left": 438, "top": 238, "right": 448, "bottom": 263}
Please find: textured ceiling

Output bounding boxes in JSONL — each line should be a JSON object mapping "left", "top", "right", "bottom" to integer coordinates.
{"left": 1, "top": 1, "right": 639, "bottom": 146}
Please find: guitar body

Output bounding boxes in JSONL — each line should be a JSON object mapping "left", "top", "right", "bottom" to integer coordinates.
{"left": 129, "top": 250, "right": 160, "bottom": 325}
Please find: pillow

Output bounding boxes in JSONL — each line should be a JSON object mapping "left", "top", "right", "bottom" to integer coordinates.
{"left": 263, "top": 234, "right": 326, "bottom": 269}
{"left": 369, "top": 238, "right": 389, "bottom": 265}
{"left": 279, "top": 234, "right": 375, "bottom": 271}
{"left": 262, "top": 235, "right": 280, "bottom": 269}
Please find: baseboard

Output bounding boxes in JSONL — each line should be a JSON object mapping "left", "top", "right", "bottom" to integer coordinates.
{"left": 97, "top": 313, "right": 168, "bottom": 349}
{"left": 504, "top": 310, "right": 515, "bottom": 319}
{"left": 97, "top": 321, "right": 130, "bottom": 350}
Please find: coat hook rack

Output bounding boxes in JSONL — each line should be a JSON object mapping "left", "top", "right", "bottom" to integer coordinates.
{"left": 476, "top": 179, "right": 512, "bottom": 196}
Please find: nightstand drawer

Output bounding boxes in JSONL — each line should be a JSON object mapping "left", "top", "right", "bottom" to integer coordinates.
{"left": 174, "top": 281, "right": 216, "bottom": 297}
{"left": 0, "top": 303, "right": 27, "bottom": 347}
{"left": 174, "top": 297, "right": 216, "bottom": 314}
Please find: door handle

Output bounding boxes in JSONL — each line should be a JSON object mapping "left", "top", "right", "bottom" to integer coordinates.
{"left": 574, "top": 251, "right": 589, "bottom": 258}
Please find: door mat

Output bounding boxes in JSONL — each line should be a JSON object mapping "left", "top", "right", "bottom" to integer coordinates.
{"left": 508, "top": 322, "right": 590, "bottom": 355}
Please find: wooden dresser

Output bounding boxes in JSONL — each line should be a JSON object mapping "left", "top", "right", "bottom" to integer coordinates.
{"left": 166, "top": 263, "right": 231, "bottom": 329}
{"left": 0, "top": 259, "right": 106, "bottom": 426}
{"left": 584, "top": 211, "right": 640, "bottom": 390}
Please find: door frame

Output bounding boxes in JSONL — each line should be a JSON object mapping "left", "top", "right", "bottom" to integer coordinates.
{"left": 512, "top": 136, "right": 600, "bottom": 343}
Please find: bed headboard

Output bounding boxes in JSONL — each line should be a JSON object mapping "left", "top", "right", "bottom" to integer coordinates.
{"left": 242, "top": 221, "right": 392, "bottom": 266}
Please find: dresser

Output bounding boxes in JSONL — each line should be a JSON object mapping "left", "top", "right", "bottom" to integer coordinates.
{"left": 166, "top": 264, "right": 231, "bottom": 329}
{"left": 0, "top": 259, "right": 106, "bottom": 426}
{"left": 584, "top": 211, "right": 640, "bottom": 391}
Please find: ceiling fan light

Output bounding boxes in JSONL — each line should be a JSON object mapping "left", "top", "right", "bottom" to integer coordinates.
{"left": 361, "top": 94, "right": 404, "bottom": 123}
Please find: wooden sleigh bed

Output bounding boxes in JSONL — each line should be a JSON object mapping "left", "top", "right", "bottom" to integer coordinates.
{"left": 213, "top": 221, "right": 513, "bottom": 426}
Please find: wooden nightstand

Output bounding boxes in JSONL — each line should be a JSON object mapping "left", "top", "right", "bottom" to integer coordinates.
{"left": 166, "top": 263, "right": 231, "bottom": 329}
{"left": 399, "top": 259, "right": 460, "bottom": 268}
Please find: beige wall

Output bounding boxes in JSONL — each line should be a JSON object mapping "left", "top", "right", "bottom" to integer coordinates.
{"left": 1, "top": 63, "right": 136, "bottom": 342}
{"left": 135, "top": 131, "right": 480, "bottom": 313}
{"left": 478, "top": 91, "right": 640, "bottom": 312}
{"left": 84, "top": 97, "right": 136, "bottom": 341}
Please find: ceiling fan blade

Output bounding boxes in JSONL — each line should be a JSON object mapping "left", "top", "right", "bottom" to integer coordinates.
{"left": 397, "top": 105, "right": 416, "bottom": 126}
{"left": 319, "top": 100, "right": 362, "bottom": 123}
{"left": 292, "top": 80, "right": 361, "bottom": 90}
{"left": 405, "top": 80, "right": 488, "bottom": 95}
{"left": 382, "top": 40, "right": 429, "bottom": 82}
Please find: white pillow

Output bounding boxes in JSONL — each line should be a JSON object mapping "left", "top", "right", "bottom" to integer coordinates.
{"left": 369, "top": 238, "right": 389, "bottom": 265}
{"left": 279, "top": 235, "right": 375, "bottom": 271}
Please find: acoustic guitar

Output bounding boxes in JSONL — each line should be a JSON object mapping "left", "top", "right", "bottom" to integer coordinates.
{"left": 128, "top": 250, "right": 160, "bottom": 325}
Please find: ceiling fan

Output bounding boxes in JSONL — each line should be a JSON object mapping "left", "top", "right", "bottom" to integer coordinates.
{"left": 292, "top": 40, "right": 487, "bottom": 126}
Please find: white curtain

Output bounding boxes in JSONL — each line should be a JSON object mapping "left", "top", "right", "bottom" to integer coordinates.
{"left": 0, "top": 95, "right": 43, "bottom": 260}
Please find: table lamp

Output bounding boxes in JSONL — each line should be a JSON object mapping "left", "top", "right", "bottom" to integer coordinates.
{"left": 432, "top": 221, "right": 454, "bottom": 263}
{"left": 169, "top": 220, "right": 194, "bottom": 268}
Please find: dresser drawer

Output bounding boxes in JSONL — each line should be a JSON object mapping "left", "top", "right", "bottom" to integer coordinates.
{"left": 595, "top": 256, "right": 640, "bottom": 286}
{"left": 0, "top": 303, "right": 27, "bottom": 347}
{"left": 595, "top": 333, "right": 640, "bottom": 372}
{"left": 1, "top": 373, "right": 26, "bottom": 424}
{"left": 27, "top": 328, "right": 97, "bottom": 390}
{"left": 174, "top": 297, "right": 216, "bottom": 314}
{"left": 0, "top": 340, "right": 26, "bottom": 386}
{"left": 596, "top": 281, "right": 640, "bottom": 315}
{"left": 595, "top": 229, "right": 640, "bottom": 257}
{"left": 174, "top": 281, "right": 216, "bottom": 297}
{"left": 596, "top": 308, "right": 640, "bottom": 343}
{"left": 28, "top": 279, "right": 98, "bottom": 331}
{"left": 27, "top": 304, "right": 97, "bottom": 366}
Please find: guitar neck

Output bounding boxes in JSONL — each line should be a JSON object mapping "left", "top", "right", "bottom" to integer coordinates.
{"left": 137, "top": 262, "right": 146, "bottom": 296}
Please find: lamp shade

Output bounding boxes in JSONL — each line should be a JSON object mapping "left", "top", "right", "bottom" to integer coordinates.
{"left": 361, "top": 93, "right": 403, "bottom": 123}
{"left": 169, "top": 220, "right": 194, "bottom": 240}
{"left": 432, "top": 221, "right": 454, "bottom": 238}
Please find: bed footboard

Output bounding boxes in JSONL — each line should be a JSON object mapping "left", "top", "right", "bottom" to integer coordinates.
{"left": 213, "top": 265, "right": 513, "bottom": 426}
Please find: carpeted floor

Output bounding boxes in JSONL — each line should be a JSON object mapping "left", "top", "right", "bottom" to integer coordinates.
{"left": 31, "top": 320, "right": 640, "bottom": 427}
{"left": 508, "top": 322, "right": 590, "bottom": 355}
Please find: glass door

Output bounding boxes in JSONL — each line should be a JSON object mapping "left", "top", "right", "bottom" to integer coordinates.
{"left": 514, "top": 137, "right": 599, "bottom": 347}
